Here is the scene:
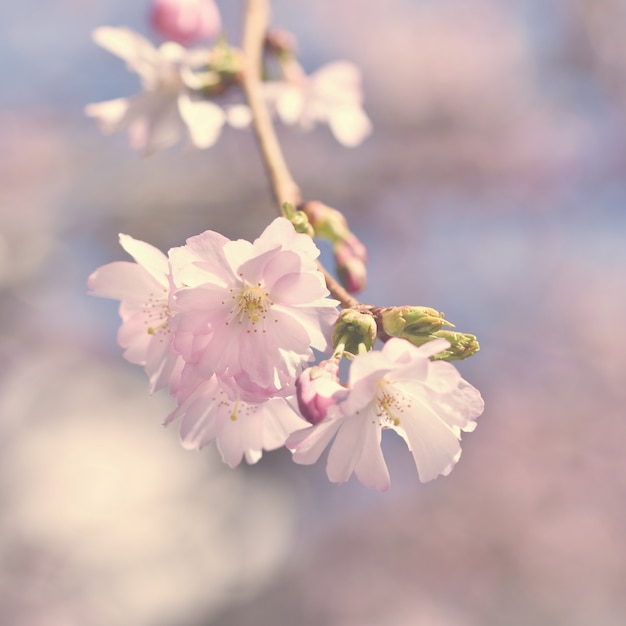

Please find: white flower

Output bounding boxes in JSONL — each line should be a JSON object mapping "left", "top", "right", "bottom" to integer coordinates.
{"left": 165, "top": 373, "right": 306, "bottom": 467}
{"left": 87, "top": 234, "right": 182, "bottom": 392}
{"left": 287, "top": 338, "right": 484, "bottom": 491}
{"left": 85, "top": 27, "right": 246, "bottom": 154}
{"left": 266, "top": 60, "right": 372, "bottom": 147}
{"left": 169, "top": 217, "right": 339, "bottom": 401}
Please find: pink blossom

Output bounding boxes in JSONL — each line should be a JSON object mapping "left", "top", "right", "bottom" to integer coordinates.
{"left": 165, "top": 373, "right": 306, "bottom": 466}
{"left": 296, "top": 359, "right": 347, "bottom": 425}
{"left": 87, "top": 234, "right": 181, "bottom": 392}
{"left": 287, "top": 338, "right": 484, "bottom": 491}
{"left": 266, "top": 61, "right": 372, "bottom": 147}
{"left": 170, "top": 217, "right": 339, "bottom": 401}
{"left": 85, "top": 27, "right": 246, "bottom": 155}
{"left": 150, "top": 0, "right": 221, "bottom": 45}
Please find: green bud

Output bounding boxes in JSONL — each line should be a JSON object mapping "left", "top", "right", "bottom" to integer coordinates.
{"left": 283, "top": 203, "right": 314, "bottom": 236}
{"left": 430, "top": 330, "right": 480, "bottom": 361}
{"left": 380, "top": 306, "right": 454, "bottom": 339}
{"left": 332, "top": 309, "right": 377, "bottom": 355}
{"left": 208, "top": 41, "right": 243, "bottom": 77}
{"left": 299, "top": 201, "right": 349, "bottom": 242}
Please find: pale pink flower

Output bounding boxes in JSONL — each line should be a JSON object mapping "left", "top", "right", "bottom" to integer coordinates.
{"left": 266, "top": 61, "right": 372, "bottom": 147}
{"left": 85, "top": 27, "right": 245, "bottom": 155}
{"left": 150, "top": 0, "right": 221, "bottom": 45}
{"left": 87, "top": 234, "right": 181, "bottom": 392}
{"left": 287, "top": 338, "right": 484, "bottom": 491}
{"left": 170, "top": 217, "right": 339, "bottom": 401}
{"left": 165, "top": 373, "right": 306, "bottom": 466}
{"left": 296, "top": 359, "right": 347, "bottom": 425}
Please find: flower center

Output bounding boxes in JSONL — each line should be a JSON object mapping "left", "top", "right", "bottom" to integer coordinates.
{"left": 144, "top": 288, "right": 172, "bottom": 338}
{"left": 373, "top": 378, "right": 412, "bottom": 428}
{"left": 225, "top": 281, "right": 274, "bottom": 330}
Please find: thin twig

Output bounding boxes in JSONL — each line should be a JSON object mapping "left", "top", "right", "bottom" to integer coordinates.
{"left": 241, "top": 0, "right": 300, "bottom": 208}
{"left": 241, "top": 0, "right": 360, "bottom": 309}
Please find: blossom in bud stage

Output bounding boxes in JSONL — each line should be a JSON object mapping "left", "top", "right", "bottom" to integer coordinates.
{"left": 150, "top": 0, "right": 221, "bottom": 45}
{"left": 299, "top": 202, "right": 368, "bottom": 293}
{"left": 332, "top": 308, "right": 377, "bottom": 355}
{"left": 429, "top": 330, "right": 480, "bottom": 361}
{"left": 300, "top": 201, "right": 349, "bottom": 241}
{"left": 335, "top": 236, "right": 367, "bottom": 293}
{"left": 296, "top": 359, "right": 347, "bottom": 425}
{"left": 85, "top": 27, "right": 246, "bottom": 155}
{"left": 287, "top": 338, "right": 484, "bottom": 491}
{"left": 165, "top": 373, "right": 306, "bottom": 467}
{"left": 87, "top": 234, "right": 181, "bottom": 392}
{"left": 265, "top": 60, "right": 372, "bottom": 147}
{"left": 170, "top": 217, "right": 339, "bottom": 401}
{"left": 380, "top": 306, "right": 454, "bottom": 339}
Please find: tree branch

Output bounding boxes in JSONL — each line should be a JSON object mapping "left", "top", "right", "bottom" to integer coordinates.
{"left": 240, "top": 0, "right": 360, "bottom": 309}
{"left": 241, "top": 0, "right": 300, "bottom": 209}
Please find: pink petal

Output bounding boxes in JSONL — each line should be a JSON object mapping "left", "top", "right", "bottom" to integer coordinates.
{"left": 119, "top": 234, "right": 169, "bottom": 285}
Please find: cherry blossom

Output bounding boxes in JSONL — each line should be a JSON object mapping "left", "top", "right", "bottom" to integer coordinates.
{"left": 165, "top": 373, "right": 306, "bottom": 466}
{"left": 85, "top": 27, "right": 245, "bottom": 155}
{"left": 266, "top": 60, "right": 372, "bottom": 147}
{"left": 87, "top": 234, "right": 181, "bottom": 392}
{"left": 170, "top": 217, "right": 339, "bottom": 401}
{"left": 287, "top": 338, "right": 484, "bottom": 491}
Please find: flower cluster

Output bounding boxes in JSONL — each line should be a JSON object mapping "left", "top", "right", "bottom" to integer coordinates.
{"left": 86, "top": 1, "right": 371, "bottom": 155}
{"left": 86, "top": 0, "right": 484, "bottom": 491}
{"left": 89, "top": 217, "right": 483, "bottom": 490}
{"left": 88, "top": 217, "right": 338, "bottom": 467}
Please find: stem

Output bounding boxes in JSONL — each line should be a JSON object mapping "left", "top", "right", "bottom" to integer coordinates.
{"left": 241, "top": 0, "right": 300, "bottom": 209}
{"left": 241, "top": 0, "right": 360, "bottom": 310}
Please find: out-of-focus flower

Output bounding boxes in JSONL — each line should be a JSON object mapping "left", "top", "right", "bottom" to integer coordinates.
{"left": 165, "top": 373, "right": 306, "bottom": 467}
{"left": 296, "top": 359, "right": 347, "bottom": 425}
{"left": 266, "top": 60, "right": 372, "bottom": 147}
{"left": 170, "top": 217, "right": 339, "bottom": 402}
{"left": 150, "top": 0, "right": 222, "bottom": 45}
{"left": 87, "top": 234, "right": 181, "bottom": 392}
{"left": 287, "top": 338, "right": 483, "bottom": 491}
{"left": 85, "top": 27, "right": 244, "bottom": 155}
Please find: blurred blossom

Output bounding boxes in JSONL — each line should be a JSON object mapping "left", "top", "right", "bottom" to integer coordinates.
{"left": 85, "top": 27, "right": 240, "bottom": 155}
{"left": 265, "top": 60, "right": 372, "bottom": 147}
{"left": 311, "top": 0, "right": 532, "bottom": 126}
{"left": 150, "top": 0, "right": 222, "bottom": 45}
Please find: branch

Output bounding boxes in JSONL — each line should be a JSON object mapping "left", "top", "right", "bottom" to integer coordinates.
{"left": 241, "top": 0, "right": 300, "bottom": 208}
{"left": 240, "top": 0, "right": 360, "bottom": 310}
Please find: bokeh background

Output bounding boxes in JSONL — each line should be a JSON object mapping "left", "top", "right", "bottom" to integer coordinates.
{"left": 2, "top": 0, "right": 626, "bottom": 624}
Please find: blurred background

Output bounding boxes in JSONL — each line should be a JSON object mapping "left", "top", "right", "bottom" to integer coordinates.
{"left": 1, "top": 0, "right": 626, "bottom": 624}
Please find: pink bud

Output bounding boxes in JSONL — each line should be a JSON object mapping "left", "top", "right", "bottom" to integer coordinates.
{"left": 342, "top": 232, "right": 368, "bottom": 264}
{"left": 296, "top": 360, "right": 346, "bottom": 425}
{"left": 335, "top": 237, "right": 368, "bottom": 294}
{"left": 150, "top": 0, "right": 221, "bottom": 45}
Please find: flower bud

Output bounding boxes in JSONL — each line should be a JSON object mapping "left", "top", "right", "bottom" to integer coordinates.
{"left": 335, "top": 241, "right": 367, "bottom": 294}
{"left": 300, "top": 201, "right": 349, "bottom": 242}
{"left": 150, "top": 0, "right": 221, "bottom": 45}
{"left": 332, "top": 309, "right": 377, "bottom": 355}
{"left": 296, "top": 360, "right": 346, "bottom": 425}
{"left": 283, "top": 202, "right": 314, "bottom": 237}
{"left": 265, "top": 28, "right": 297, "bottom": 58}
{"left": 430, "top": 331, "right": 480, "bottom": 361}
{"left": 380, "top": 306, "right": 454, "bottom": 339}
